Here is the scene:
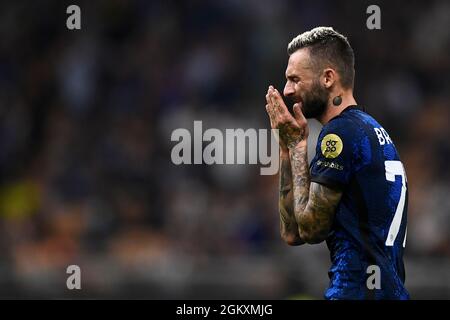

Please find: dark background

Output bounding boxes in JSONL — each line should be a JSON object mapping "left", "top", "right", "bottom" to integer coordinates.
{"left": 0, "top": 0, "right": 449, "bottom": 299}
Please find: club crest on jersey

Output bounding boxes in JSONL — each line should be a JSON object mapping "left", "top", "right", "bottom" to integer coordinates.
{"left": 321, "top": 134, "right": 343, "bottom": 159}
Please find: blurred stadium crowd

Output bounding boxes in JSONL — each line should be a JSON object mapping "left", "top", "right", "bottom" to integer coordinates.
{"left": 0, "top": 0, "right": 449, "bottom": 298}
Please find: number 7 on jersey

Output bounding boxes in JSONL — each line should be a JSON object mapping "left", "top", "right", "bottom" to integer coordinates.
{"left": 384, "top": 160, "right": 407, "bottom": 247}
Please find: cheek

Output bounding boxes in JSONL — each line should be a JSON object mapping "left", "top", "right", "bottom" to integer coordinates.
{"left": 297, "top": 79, "right": 313, "bottom": 91}
{"left": 296, "top": 83, "right": 309, "bottom": 97}
{"left": 294, "top": 83, "right": 305, "bottom": 94}
{"left": 302, "top": 81, "right": 317, "bottom": 95}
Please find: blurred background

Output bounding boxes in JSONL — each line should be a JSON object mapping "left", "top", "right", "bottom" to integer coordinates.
{"left": 0, "top": 0, "right": 449, "bottom": 299}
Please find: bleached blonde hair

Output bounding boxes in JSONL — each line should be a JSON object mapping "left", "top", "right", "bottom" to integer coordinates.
{"left": 287, "top": 27, "right": 355, "bottom": 89}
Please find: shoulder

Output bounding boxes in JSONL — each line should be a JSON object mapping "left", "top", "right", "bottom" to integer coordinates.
{"left": 316, "top": 111, "right": 372, "bottom": 162}
{"left": 319, "top": 113, "right": 366, "bottom": 143}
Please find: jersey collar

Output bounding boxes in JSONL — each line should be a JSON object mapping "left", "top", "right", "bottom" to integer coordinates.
{"left": 342, "top": 105, "right": 365, "bottom": 113}
{"left": 327, "top": 105, "right": 365, "bottom": 123}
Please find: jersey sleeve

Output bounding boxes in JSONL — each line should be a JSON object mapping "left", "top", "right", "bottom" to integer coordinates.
{"left": 310, "top": 118, "right": 367, "bottom": 189}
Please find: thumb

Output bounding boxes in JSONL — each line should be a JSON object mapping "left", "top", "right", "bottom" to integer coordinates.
{"left": 293, "top": 102, "right": 306, "bottom": 123}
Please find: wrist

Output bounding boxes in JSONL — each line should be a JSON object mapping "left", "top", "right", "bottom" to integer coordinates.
{"left": 280, "top": 146, "right": 290, "bottom": 158}
{"left": 288, "top": 140, "right": 308, "bottom": 150}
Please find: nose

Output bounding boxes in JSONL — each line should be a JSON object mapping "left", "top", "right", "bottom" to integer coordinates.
{"left": 283, "top": 82, "right": 294, "bottom": 97}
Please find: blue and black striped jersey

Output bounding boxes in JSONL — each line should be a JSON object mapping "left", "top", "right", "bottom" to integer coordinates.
{"left": 310, "top": 105, "right": 409, "bottom": 300}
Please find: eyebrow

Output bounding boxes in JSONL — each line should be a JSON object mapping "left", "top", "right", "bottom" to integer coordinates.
{"left": 286, "top": 74, "right": 300, "bottom": 81}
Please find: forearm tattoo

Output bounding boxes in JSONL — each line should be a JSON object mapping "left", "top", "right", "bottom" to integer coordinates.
{"left": 289, "top": 145, "right": 342, "bottom": 244}
{"left": 290, "top": 145, "right": 311, "bottom": 216}
{"left": 278, "top": 122, "right": 307, "bottom": 149}
{"left": 279, "top": 153, "right": 304, "bottom": 245}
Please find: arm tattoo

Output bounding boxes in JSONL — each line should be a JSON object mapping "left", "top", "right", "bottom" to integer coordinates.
{"left": 289, "top": 145, "right": 343, "bottom": 244}
{"left": 301, "top": 183, "right": 342, "bottom": 243}
{"left": 279, "top": 152, "right": 304, "bottom": 245}
{"left": 279, "top": 123, "right": 307, "bottom": 149}
{"left": 289, "top": 144, "right": 311, "bottom": 216}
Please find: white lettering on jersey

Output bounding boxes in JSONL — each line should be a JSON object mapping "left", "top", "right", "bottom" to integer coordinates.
{"left": 374, "top": 127, "right": 393, "bottom": 146}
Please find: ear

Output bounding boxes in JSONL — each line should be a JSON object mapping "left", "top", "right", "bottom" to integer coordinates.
{"left": 322, "top": 68, "right": 337, "bottom": 89}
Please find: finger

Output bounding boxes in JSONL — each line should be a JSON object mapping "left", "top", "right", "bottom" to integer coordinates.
{"left": 265, "top": 92, "right": 272, "bottom": 108}
{"left": 266, "top": 87, "right": 275, "bottom": 109}
{"left": 267, "top": 89, "right": 282, "bottom": 123}
{"left": 272, "top": 88, "right": 290, "bottom": 115}
{"left": 265, "top": 104, "right": 276, "bottom": 127}
{"left": 265, "top": 93, "right": 276, "bottom": 121}
{"left": 269, "top": 93, "right": 285, "bottom": 122}
{"left": 265, "top": 103, "right": 272, "bottom": 120}
{"left": 293, "top": 102, "right": 307, "bottom": 124}
{"left": 267, "top": 88, "right": 279, "bottom": 112}
{"left": 274, "top": 89, "right": 289, "bottom": 114}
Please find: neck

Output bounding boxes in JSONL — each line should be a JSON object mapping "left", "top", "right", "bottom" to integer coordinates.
{"left": 317, "top": 91, "right": 357, "bottom": 125}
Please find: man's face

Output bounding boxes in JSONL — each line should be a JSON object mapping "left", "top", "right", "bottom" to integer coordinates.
{"left": 283, "top": 49, "right": 329, "bottom": 119}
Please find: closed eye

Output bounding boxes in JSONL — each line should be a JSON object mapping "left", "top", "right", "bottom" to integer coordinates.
{"left": 287, "top": 76, "right": 300, "bottom": 83}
